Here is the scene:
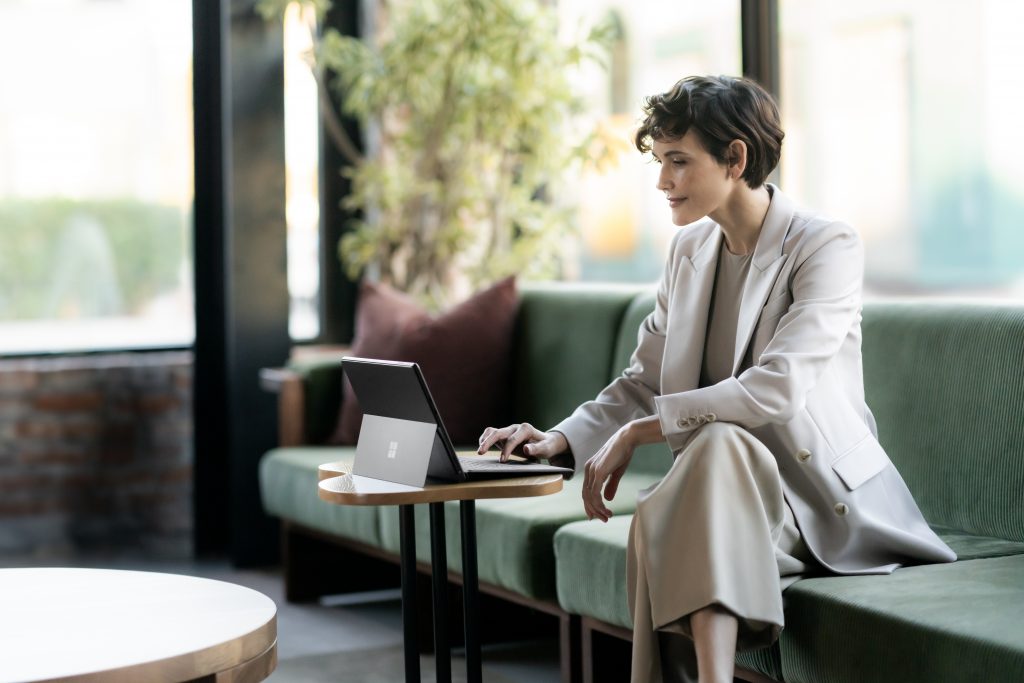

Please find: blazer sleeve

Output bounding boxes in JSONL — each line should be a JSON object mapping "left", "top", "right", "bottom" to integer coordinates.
{"left": 654, "top": 222, "right": 864, "bottom": 448}
{"left": 549, "top": 234, "right": 678, "bottom": 471}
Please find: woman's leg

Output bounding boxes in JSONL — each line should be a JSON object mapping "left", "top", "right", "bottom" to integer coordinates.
{"left": 690, "top": 605, "right": 738, "bottom": 683}
{"left": 627, "top": 422, "right": 809, "bottom": 682}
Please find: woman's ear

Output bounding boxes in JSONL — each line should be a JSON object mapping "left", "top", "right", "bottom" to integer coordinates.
{"left": 726, "top": 139, "right": 748, "bottom": 180}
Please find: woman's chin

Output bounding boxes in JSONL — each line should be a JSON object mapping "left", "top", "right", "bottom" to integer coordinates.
{"left": 671, "top": 212, "right": 701, "bottom": 227}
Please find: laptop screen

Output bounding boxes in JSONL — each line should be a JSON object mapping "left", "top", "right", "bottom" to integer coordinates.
{"left": 342, "top": 358, "right": 437, "bottom": 425}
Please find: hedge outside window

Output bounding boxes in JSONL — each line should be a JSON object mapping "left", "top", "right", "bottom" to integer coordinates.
{"left": 0, "top": 0, "right": 194, "bottom": 354}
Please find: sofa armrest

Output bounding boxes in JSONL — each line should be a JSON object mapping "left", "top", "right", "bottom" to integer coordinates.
{"left": 259, "top": 367, "right": 306, "bottom": 447}
{"left": 259, "top": 345, "right": 352, "bottom": 447}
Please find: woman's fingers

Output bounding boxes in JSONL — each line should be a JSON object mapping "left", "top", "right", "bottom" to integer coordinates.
{"left": 582, "top": 460, "right": 612, "bottom": 522}
{"left": 583, "top": 460, "right": 598, "bottom": 520}
{"left": 603, "top": 467, "right": 625, "bottom": 502}
{"left": 476, "top": 427, "right": 495, "bottom": 454}
{"left": 477, "top": 425, "right": 568, "bottom": 464}
{"left": 497, "top": 424, "right": 523, "bottom": 461}
{"left": 477, "top": 425, "right": 515, "bottom": 454}
{"left": 498, "top": 423, "right": 540, "bottom": 462}
{"left": 521, "top": 431, "right": 555, "bottom": 460}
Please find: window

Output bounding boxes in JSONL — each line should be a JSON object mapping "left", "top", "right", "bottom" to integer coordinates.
{"left": 283, "top": 2, "right": 321, "bottom": 340}
{"left": 780, "top": 0, "right": 1024, "bottom": 298}
{"left": 557, "top": 0, "right": 742, "bottom": 283}
{"left": 0, "top": 0, "right": 195, "bottom": 354}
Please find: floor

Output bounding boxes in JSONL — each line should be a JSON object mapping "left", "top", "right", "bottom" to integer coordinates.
{"left": 2, "top": 553, "right": 562, "bottom": 683}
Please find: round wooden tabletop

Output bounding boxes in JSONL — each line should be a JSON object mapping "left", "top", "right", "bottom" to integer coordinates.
{"left": 318, "top": 453, "right": 564, "bottom": 505}
{"left": 0, "top": 568, "right": 277, "bottom": 683}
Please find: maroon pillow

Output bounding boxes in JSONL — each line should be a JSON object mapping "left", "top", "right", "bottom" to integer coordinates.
{"left": 330, "top": 276, "right": 518, "bottom": 446}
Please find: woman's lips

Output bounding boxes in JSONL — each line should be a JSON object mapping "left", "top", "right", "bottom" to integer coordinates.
{"left": 668, "top": 197, "right": 686, "bottom": 207}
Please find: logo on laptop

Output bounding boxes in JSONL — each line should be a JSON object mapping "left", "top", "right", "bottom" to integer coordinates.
{"left": 387, "top": 440, "right": 398, "bottom": 459}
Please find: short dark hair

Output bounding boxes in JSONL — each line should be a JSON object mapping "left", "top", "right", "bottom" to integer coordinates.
{"left": 634, "top": 75, "right": 784, "bottom": 188}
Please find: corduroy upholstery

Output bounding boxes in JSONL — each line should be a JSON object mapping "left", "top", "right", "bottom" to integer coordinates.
{"left": 260, "top": 287, "right": 1024, "bottom": 682}
{"left": 512, "top": 283, "right": 643, "bottom": 432}
{"left": 376, "top": 473, "right": 664, "bottom": 601}
{"left": 554, "top": 517, "right": 1024, "bottom": 682}
{"left": 549, "top": 298, "right": 1024, "bottom": 682}
{"left": 780, "top": 555, "right": 1024, "bottom": 683}
{"left": 259, "top": 284, "right": 658, "bottom": 597}
{"left": 861, "top": 304, "right": 1024, "bottom": 541}
{"left": 259, "top": 446, "right": 379, "bottom": 547}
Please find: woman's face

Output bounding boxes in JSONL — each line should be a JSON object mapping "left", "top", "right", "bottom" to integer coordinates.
{"left": 652, "top": 130, "right": 735, "bottom": 227}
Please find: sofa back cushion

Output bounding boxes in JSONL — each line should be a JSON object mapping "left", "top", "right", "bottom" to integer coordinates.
{"left": 862, "top": 303, "right": 1024, "bottom": 542}
{"left": 610, "top": 290, "right": 674, "bottom": 476}
{"left": 512, "top": 284, "right": 641, "bottom": 433}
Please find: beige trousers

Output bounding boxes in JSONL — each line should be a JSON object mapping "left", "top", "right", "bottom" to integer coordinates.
{"left": 627, "top": 422, "right": 815, "bottom": 683}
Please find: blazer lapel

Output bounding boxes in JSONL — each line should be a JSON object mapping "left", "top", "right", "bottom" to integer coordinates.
{"left": 665, "top": 228, "right": 721, "bottom": 394}
{"left": 732, "top": 185, "right": 794, "bottom": 375}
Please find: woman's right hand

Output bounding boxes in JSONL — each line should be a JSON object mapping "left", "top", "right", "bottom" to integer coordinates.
{"left": 477, "top": 423, "right": 569, "bottom": 463}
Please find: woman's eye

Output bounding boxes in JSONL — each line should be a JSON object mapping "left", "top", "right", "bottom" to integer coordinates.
{"left": 673, "top": 160, "right": 686, "bottom": 167}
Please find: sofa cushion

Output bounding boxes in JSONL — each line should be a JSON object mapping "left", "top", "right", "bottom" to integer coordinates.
{"left": 259, "top": 446, "right": 380, "bottom": 547}
{"left": 377, "top": 471, "right": 664, "bottom": 601}
{"left": 780, "top": 554, "right": 1024, "bottom": 683}
{"left": 552, "top": 517, "right": 1024, "bottom": 622}
{"left": 332, "top": 277, "right": 518, "bottom": 446}
{"left": 512, "top": 284, "right": 642, "bottom": 435}
{"left": 862, "top": 303, "right": 1024, "bottom": 542}
{"left": 553, "top": 515, "right": 784, "bottom": 681}
{"left": 930, "top": 525, "right": 1024, "bottom": 561}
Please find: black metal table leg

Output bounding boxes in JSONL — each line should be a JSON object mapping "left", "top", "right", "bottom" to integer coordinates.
{"left": 399, "top": 504, "right": 420, "bottom": 683}
{"left": 460, "top": 500, "right": 482, "bottom": 683}
{"left": 429, "top": 502, "right": 452, "bottom": 683}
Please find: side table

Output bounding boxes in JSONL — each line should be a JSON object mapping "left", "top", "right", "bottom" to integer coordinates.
{"left": 0, "top": 568, "right": 277, "bottom": 683}
{"left": 318, "top": 455, "right": 563, "bottom": 683}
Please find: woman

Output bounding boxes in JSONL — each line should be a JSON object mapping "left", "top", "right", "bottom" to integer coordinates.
{"left": 477, "top": 75, "right": 954, "bottom": 683}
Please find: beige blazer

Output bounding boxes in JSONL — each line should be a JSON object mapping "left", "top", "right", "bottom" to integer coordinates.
{"left": 553, "top": 185, "right": 955, "bottom": 574}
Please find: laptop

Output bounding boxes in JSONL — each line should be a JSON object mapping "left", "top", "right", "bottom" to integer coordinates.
{"left": 342, "top": 356, "right": 573, "bottom": 487}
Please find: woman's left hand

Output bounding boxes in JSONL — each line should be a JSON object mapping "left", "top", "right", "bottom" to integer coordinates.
{"left": 582, "top": 425, "right": 636, "bottom": 523}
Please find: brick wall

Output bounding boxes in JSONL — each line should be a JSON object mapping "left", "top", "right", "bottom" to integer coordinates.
{"left": 0, "top": 351, "right": 193, "bottom": 559}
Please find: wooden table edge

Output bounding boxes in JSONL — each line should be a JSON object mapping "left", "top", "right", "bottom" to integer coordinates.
{"left": 317, "top": 472, "right": 564, "bottom": 505}
{"left": 30, "top": 609, "right": 277, "bottom": 683}
{"left": 318, "top": 460, "right": 348, "bottom": 481}
{"left": 213, "top": 638, "right": 278, "bottom": 683}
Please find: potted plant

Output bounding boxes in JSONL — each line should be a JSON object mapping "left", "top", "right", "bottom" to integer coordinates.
{"left": 259, "top": 0, "right": 612, "bottom": 309}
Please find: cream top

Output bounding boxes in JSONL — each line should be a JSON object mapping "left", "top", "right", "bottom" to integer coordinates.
{"left": 700, "top": 243, "right": 754, "bottom": 387}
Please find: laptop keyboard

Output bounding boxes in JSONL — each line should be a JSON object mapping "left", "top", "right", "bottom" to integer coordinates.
{"left": 458, "top": 456, "right": 529, "bottom": 472}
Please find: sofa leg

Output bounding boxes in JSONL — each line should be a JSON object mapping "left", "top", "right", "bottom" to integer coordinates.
{"left": 560, "top": 613, "right": 581, "bottom": 683}
{"left": 580, "top": 617, "right": 633, "bottom": 683}
{"left": 581, "top": 618, "right": 594, "bottom": 683}
{"left": 281, "top": 522, "right": 400, "bottom": 602}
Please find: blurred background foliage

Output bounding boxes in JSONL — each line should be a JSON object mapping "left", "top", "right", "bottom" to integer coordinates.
{"left": 259, "top": 0, "right": 614, "bottom": 309}
{"left": 0, "top": 199, "right": 185, "bottom": 320}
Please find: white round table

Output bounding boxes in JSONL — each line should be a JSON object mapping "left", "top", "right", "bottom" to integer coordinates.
{"left": 0, "top": 568, "right": 277, "bottom": 683}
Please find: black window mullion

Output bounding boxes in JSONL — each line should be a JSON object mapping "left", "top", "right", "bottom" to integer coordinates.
{"left": 741, "top": 0, "right": 780, "bottom": 99}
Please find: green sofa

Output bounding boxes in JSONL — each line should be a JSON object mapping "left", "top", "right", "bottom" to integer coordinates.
{"left": 258, "top": 283, "right": 1024, "bottom": 682}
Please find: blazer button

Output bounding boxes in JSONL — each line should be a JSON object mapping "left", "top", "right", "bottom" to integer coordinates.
{"left": 796, "top": 449, "right": 812, "bottom": 462}
{"left": 834, "top": 503, "right": 849, "bottom": 516}
{"left": 707, "top": 413, "right": 717, "bottom": 422}
{"left": 677, "top": 418, "right": 687, "bottom": 428}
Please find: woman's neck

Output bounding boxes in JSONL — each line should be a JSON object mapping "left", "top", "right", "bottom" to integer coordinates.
{"left": 710, "top": 184, "right": 772, "bottom": 255}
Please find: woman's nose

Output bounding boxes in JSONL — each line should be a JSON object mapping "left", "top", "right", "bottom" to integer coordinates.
{"left": 657, "top": 166, "right": 672, "bottom": 191}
